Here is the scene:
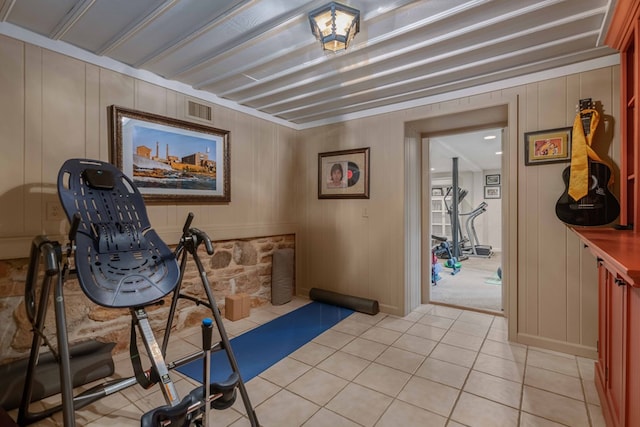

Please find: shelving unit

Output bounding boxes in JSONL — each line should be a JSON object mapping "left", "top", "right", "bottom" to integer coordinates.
{"left": 431, "top": 190, "right": 451, "bottom": 240}
{"left": 610, "top": 0, "right": 640, "bottom": 229}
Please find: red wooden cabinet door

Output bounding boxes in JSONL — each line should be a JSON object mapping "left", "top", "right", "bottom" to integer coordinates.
{"left": 597, "top": 264, "right": 607, "bottom": 378}
{"left": 607, "top": 270, "right": 626, "bottom": 427}
{"left": 626, "top": 285, "right": 640, "bottom": 426}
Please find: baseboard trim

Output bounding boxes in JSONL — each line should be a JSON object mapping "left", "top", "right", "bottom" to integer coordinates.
{"left": 515, "top": 332, "right": 597, "bottom": 359}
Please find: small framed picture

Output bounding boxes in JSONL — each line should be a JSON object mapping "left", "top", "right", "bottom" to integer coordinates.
{"left": 524, "top": 126, "right": 572, "bottom": 166}
{"left": 432, "top": 188, "right": 443, "bottom": 196}
{"left": 484, "top": 186, "right": 501, "bottom": 199}
{"left": 318, "top": 147, "right": 370, "bottom": 199}
{"left": 485, "top": 174, "right": 500, "bottom": 186}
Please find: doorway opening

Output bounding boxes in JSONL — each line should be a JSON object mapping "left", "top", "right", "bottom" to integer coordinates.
{"left": 428, "top": 128, "right": 503, "bottom": 313}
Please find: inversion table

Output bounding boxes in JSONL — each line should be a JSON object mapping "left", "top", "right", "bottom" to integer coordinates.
{"left": 18, "top": 158, "right": 259, "bottom": 426}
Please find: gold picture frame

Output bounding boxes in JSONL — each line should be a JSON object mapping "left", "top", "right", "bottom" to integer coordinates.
{"left": 524, "top": 126, "right": 572, "bottom": 166}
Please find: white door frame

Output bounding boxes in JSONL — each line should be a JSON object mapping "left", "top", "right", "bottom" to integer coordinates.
{"left": 404, "top": 97, "right": 518, "bottom": 340}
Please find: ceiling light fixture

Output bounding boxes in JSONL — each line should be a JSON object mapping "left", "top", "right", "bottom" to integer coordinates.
{"left": 309, "top": 2, "right": 360, "bottom": 52}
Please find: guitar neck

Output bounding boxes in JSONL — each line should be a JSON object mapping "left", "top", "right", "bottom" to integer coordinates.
{"left": 579, "top": 98, "right": 593, "bottom": 136}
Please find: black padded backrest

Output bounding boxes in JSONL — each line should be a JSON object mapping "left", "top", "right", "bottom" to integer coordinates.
{"left": 57, "top": 159, "right": 180, "bottom": 308}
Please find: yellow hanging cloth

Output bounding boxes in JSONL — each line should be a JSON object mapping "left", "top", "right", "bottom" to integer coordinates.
{"left": 567, "top": 108, "right": 606, "bottom": 201}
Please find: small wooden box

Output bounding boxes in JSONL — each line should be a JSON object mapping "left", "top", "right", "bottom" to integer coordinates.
{"left": 225, "top": 293, "right": 250, "bottom": 321}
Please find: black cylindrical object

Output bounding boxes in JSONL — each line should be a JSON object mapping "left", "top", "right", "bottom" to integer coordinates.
{"left": 309, "top": 288, "right": 379, "bottom": 315}
{"left": 201, "top": 317, "right": 213, "bottom": 423}
{"left": 452, "top": 157, "right": 460, "bottom": 259}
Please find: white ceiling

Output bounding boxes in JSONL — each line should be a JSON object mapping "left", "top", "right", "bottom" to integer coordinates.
{"left": 0, "top": 0, "right": 618, "bottom": 130}
{"left": 0, "top": 0, "right": 619, "bottom": 172}
{"left": 430, "top": 128, "right": 503, "bottom": 175}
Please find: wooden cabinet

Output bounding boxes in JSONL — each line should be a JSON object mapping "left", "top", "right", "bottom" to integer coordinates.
{"left": 626, "top": 285, "right": 640, "bottom": 424}
{"left": 605, "top": 0, "right": 640, "bottom": 227}
{"left": 573, "top": 228, "right": 640, "bottom": 427}
{"left": 595, "top": 260, "right": 640, "bottom": 427}
{"left": 597, "top": 262, "right": 626, "bottom": 427}
{"left": 597, "top": 264, "right": 607, "bottom": 388}
{"left": 618, "top": 19, "right": 637, "bottom": 227}
{"left": 577, "top": 2, "right": 640, "bottom": 426}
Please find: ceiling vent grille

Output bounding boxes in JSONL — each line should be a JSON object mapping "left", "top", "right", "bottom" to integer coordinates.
{"left": 187, "top": 100, "right": 212, "bottom": 122}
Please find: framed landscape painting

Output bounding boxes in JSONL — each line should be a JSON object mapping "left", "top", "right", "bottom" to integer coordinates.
{"left": 109, "top": 105, "right": 230, "bottom": 202}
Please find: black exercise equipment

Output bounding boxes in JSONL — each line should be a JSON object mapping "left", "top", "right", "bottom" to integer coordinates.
{"left": 431, "top": 235, "right": 460, "bottom": 281}
{"left": 309, "top": 288, "right": 379, "bottom": 315}
{"left": 0, "top": 340, "right": 114, "bottom": 411}
{"left": 461, "top": 201, "right": 493, "bottom": 257}
{"left": 441, "top": 158, "right": 492, "bottom": 259}
{"left": 443, "top": 186, "right": 469, "bottom": 246}
{"left": 18, "top": 159, "right": 259, "bottom": 426}
{"left": 451, "top": 157, "right": 461, "bottom": 260}
{"left": 434, "top": 158, "right": 467, "bottom": 276}
{"left": 442, "top": 158, "right": 469, "bottom": 262}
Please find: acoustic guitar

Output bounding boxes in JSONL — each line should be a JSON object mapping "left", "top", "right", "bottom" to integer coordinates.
{"left": 555, "top": 98, "right": 620, "bottom": 226}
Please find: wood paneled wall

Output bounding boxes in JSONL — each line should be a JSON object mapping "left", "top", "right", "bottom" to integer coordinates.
{"left": 515, "top": 69, "right": 616, "bottom": 356}
{"left": 0, "top": 34, "right": 299, "bottom": 260}
{"left": 297, "top": 67, "right": 617, "bottom": 357}
{"left": 0, "top": 33, "right": 619, "bottom": 356}
{"left": 297, "top": 118, "right": 406, "bottom": 314}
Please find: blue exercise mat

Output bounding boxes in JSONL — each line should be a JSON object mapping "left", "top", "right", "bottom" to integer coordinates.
{"left": 176, "top": 301, "right": 354, "bottom": 384}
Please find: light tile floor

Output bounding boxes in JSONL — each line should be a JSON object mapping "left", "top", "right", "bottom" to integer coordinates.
{"left": 10, "top": 297, "right": 605, "bottom": 427}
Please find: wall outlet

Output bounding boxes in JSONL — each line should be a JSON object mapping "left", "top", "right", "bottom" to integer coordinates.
{"left": 46, "top": 201, "right": 65, "bottom": 221}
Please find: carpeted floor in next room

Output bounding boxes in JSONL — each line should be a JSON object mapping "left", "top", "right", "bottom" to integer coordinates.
{"left": 10, "top": 295, "right": 605, "bottom": 426}
{"left": 431, "top": 251, "right": 503, "bottom": 312}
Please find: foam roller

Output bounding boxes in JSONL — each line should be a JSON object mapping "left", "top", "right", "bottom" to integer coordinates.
{"left": 0, "top": 340, "right": 115, "bottom": 410}
{"left": 309, "top": 288, "right": 379, "bottom": 315}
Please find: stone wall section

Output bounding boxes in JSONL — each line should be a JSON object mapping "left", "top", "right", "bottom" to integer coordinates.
{"left": 0, "top": 234, "right": 294, "bottom": 364}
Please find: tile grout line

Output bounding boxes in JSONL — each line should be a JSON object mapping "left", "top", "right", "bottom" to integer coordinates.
{"left": 51, "top": 300, "right": 600, "bottom": 426}
{"left": 445, "top": 311, "right": 500, "bottom": 426}
{"left": 518, "top": 344, "right": 530, "bottom": 426}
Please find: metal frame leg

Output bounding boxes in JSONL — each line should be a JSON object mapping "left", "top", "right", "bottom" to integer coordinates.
{"left": 18, "top": 239, "right": 78, "bottom": 426}
{"left": 54, "top": 273, "right": 75, "bottom": 426}
{"left": 161, "top": 216, "right": 260, "bottom": 426}
{"left": 133, "top": 308, "right": 181, "bottom": 407}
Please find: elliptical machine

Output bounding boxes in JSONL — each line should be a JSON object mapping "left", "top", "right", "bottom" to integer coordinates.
{"left": 432, "top": 158, "right": 466, "bottom": 274}
{"left": 443, "top": 186, "right": 469, "bottom": 251}
{"left": 463, "top": 201, "right": 493, "bottom": 257}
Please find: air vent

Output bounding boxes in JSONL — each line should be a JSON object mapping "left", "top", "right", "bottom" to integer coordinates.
{"left": 187, "top": 100, "right": 212, "bottom": 122}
